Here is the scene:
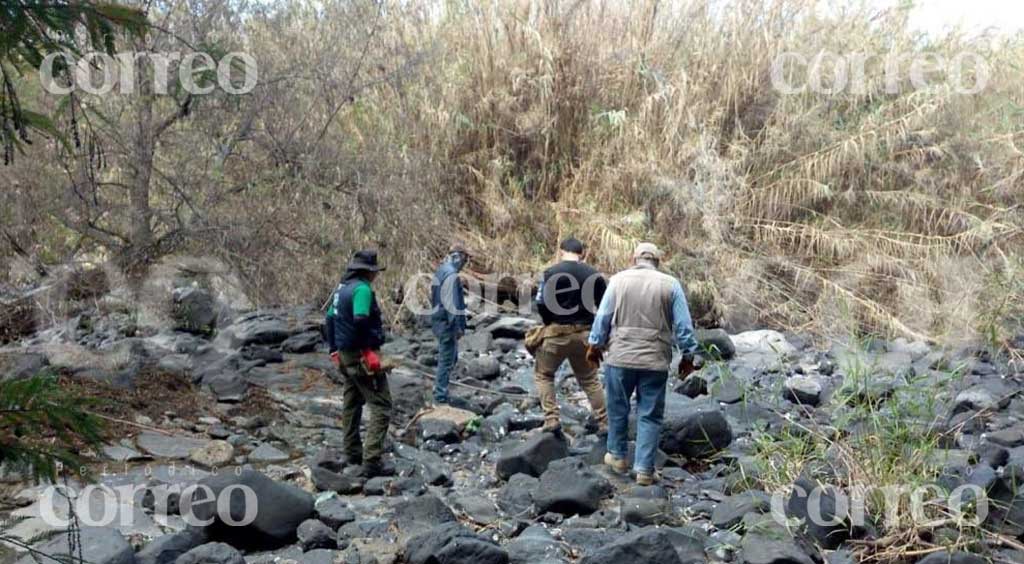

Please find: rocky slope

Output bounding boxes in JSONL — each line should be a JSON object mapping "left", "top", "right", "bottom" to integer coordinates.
{"left": 2, "top": 281, "right": 1024, "bottom": 564}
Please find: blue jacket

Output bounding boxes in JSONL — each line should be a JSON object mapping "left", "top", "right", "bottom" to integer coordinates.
{"left": 430, "top": 261, "right": 467, "bottom": 337}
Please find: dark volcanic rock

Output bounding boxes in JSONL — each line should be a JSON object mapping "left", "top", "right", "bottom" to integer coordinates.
{"left": 282, "top": 331, "right": 321, "bottom": 353}
{"left": 533, "top": 458, "right": 613, "bottom": 516}
{"left": 392, "top": 494, "right": 458, "bottom": 536}
{"left": 496, "top": 432, "right": 570, "bottom": 479}
{"left": 181, "top": 469, "right": 314, "bottom": 549}
{"left": 297, "top": 519, "right": 337, "bottom": 551}
{"left": 786, "top": 478, "right": 858, "bottom": 548}
{"left": 17, "top": 527, "right": 134, "bottom": 564}
{"left": 498, "top": 473, "right": 539, "bottom": 516}
{"left": 405, "top": 522, "right": 509, "bottom": 564}
{"left": 712, "top": 491, "right": 771, "bottom": 530}
{"left": 661, "top": 405, "right": 733, "bottom": 457}
{"left": 315, "top": 498, "right": 357, "bottom": 530}
{"left": 137, "top": 528, "right": 208, "bottom": 564}
{"left": 580, "top": 527, "right": 690, "bottom": 564}
{"left": 172, "top": 287, "right": 218, "bottom": 334}
{"left": 175, "top": 542, "right": 245, "bottom": 564}
{"left": 465, "top": 355, "right": 502, "bottom": 380}
{"left": 419, "top": 418, "right": 462, "bottom": 444}
{"left": 740, "top": 535, "right": 815, "bottom": 564}
{"left": 696, "top": 328, "right": 737, "bottom": 360}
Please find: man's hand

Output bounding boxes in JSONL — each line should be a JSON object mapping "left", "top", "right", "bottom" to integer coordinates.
{"left": 585, "top": 345, "right": 604, "bottom": 368}
{"left": 361, "top": 349, "right": 382, "bottom": 374}
{"left": 678, "top": 354, "right": 703, "bottom": 378}
{"left": 330, "top": 351, "right": 340, "bottom": 368}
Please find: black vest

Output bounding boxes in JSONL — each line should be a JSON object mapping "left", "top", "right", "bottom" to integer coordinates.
{"left": 537, "top": 260, "right": 607, "bottom": 326}
{"left": 332, "top": 279, "right": 385, "bottom": 351}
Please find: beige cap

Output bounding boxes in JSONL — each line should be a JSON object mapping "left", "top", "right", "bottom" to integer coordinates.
{"left": 633, "top": 242, "right": 663, "bottom": 260}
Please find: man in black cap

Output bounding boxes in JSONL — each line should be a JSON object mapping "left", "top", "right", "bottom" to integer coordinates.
{"left": 532, "top": 238, "right": 608, "bottom": 434}
{"left": 325, "top": 250, "right": 392, "bottom": 477}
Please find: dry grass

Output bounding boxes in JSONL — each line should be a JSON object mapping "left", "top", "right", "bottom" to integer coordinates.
{"left": 2, "top": 0, "right": 1022, "bottom": 348}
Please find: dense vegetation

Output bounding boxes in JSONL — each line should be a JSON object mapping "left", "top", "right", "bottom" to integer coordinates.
{"left": 1, "top": 0, "right": 1022, "bottom": 350}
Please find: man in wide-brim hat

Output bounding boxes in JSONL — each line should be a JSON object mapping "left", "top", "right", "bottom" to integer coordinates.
{"left": 325, "top": 249, "right": 393, "bottom": 477}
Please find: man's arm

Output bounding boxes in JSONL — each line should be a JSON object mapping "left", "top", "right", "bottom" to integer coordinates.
{"left": 352, "top": 282, "right": 373, "bottom": 326}
{"left": 451, "top": 271, "right": 467, "bottom": 334}
{"left": 535, "top": 272, "right": 553, "bottom": 325}
{"left": 588, "top": 283, "right": 615, "bottom": 348}
{"left": 671, "top": 281, "right": 699, "bottom": 356}
{"left": 325, "top": 295, "right": 338, "bottom": 353}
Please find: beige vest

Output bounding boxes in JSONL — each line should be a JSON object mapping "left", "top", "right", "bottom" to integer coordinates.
{"left": 605, "top": 264, "right": 677, "bottom": 371}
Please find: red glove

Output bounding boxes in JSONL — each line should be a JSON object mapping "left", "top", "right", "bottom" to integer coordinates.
{"left": 330, "top": 351, "right": 340, "bottom": 368}
{"left": 361, "top": 349, "right": 382, "bottom": 374}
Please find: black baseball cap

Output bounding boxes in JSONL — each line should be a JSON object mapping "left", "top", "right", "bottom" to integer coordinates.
{"left": 559, "top": 237, "right": 585, "bottom": 254}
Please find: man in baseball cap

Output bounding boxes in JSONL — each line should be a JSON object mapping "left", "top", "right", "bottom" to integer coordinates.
{"left": 587, "top": 242, "right": 699, "bottom": 485}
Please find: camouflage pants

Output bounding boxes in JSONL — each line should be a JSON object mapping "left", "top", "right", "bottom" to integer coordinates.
{"left": 533, "top": 328, "right": 608, "bottom": 429}
{"left": 338, "top": 350, "right": 392, "bottom": 464}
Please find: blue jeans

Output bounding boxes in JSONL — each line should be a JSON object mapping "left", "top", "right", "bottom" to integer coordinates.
{"left": 434, "top": 333, "right": 459, "bottom": 403}
{"left": 604, "top": 364, "right": 668, "bottom": 474}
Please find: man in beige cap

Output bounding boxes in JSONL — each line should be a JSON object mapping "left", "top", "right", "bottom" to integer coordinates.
{"left": 587, "top": 242, "right": 700, "bottom": 485}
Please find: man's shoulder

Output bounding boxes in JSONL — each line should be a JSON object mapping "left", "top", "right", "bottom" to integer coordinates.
{"left": 613, "top": 266, "right": 677, "bottom": 285}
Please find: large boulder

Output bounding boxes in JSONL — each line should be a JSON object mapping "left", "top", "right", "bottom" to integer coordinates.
{"left": 180, "top": 469, "right": 314, "bottom": 549}
{"left": 732, "top": 330, "right": 797, "bottom": 371}
{"left": 175, "top": 542, "right": 245, "bottom": 564}
{"left": 405, "top": 522, "right": 509, "bottom": 564}
{"left": 533, "top": 458, "right": 613, "bottom": 516}
{"left": 661, "top": 406, "right": 733, "bottom": 458}
{"left": 172, "top": 287, "right": 218, "bottom": 334}
{"left": 496, "top": 432, "right": 570, "bottom": 479}
{"left": 17, "top": 527, "right": 135, "bottom": 564}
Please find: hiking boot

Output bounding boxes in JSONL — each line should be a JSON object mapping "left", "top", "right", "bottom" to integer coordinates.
{"left": 340, "top": 454, "right": 363, "bottom": 468}
{"left": 636, "top": 471, "right": 660, "bottom": 486}
{"left": 542, "top": 420, "right": 563, "bottom": 435}
{"left": 358, "top": 460, "right": 395, "bottom": 478}
{"left": 603, "top": 453, "right": 628, "bottom": 474}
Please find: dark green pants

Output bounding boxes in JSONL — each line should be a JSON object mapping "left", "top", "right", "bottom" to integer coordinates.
{"left": 338, "top": 350, "right": 392, "bottom": 463}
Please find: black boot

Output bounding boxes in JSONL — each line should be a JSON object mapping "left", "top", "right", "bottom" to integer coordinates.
{"left": 358, "top": 459, "right": 395, "bottom": 478}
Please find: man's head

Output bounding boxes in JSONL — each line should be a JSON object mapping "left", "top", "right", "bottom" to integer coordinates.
{"left": 346, "top": 250, "right": 385, "bottom": 282}
{"left": 633, "top": 242, "right": 662, "bottom": 267}
{"left": 559, "top": 237, "right": 585, "bottom": 261}
{"left": 447, "top": 243, "right": 470, "bottom": 271}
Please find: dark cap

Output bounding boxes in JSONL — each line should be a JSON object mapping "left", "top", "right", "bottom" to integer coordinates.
{"left": 346, "top": 250, "right": 386, "bottom": 272}
{"left": 559, "top": 237, "right": 585, "bottom": 255}
{"left": 449, "top": 243, "right": 469, "bottom": 255}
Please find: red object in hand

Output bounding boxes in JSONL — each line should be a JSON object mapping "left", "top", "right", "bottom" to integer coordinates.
{"left": 361, "top": 349, "right": 382, "bottom": 374}
{"left": 330, "top": 351, "right": 341, "bottom": 368}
